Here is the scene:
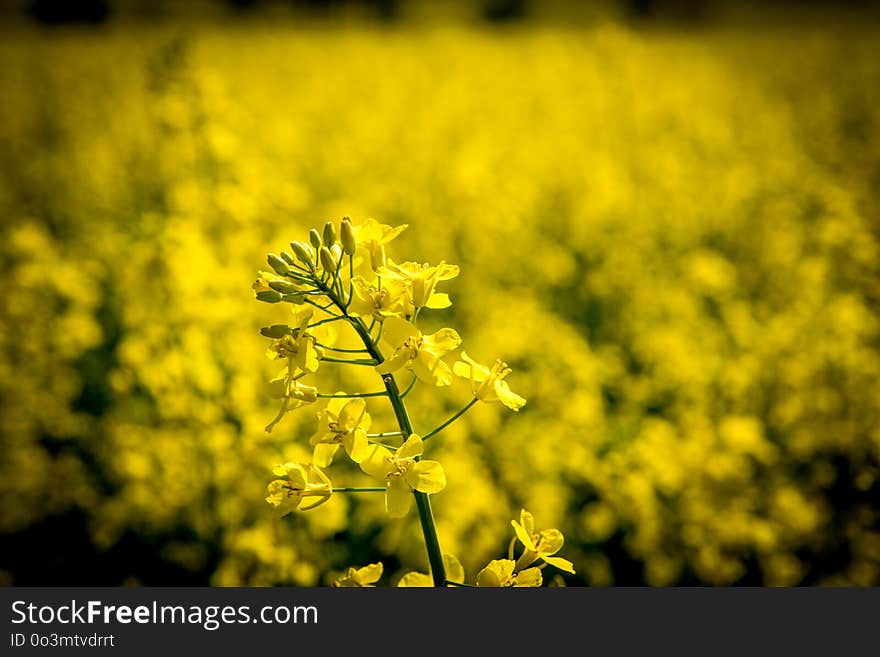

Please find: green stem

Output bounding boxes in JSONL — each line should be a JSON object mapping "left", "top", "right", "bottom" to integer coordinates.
{"left": 422, "top": 398, "right": 479, "bottom": 442}
{"left": 399, "top": 375, "right": 417, "bottom": 399}
{"left": 349, "top": 317, "right": 447, "bottom": 587}
{"left": 309, "top": 274, "right": 447, "bottom": 587}
{"left": 305, "top": 298, "right": 341, "bottom": 316}
{"left": 320, "top": 356, "right": 378, "bottom": 366}
{"left": 333, "top": 487, "right": 386, "bottom": 493}
{"left": 316, "top": 391, "right": 388, "bottom": 399}
{"left": 316, "top": 343, "right": 369, "bottom": 354}
{"left": 307, "top": 316, "right": 347, "bottom": 329}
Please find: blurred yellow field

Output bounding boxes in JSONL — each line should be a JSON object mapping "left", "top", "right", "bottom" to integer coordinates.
{"left": 1, "top": 8, "right": 879, "bottom": 586}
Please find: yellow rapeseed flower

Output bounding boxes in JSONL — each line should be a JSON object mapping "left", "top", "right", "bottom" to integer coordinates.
{"left": 309, "top": 397, "right": 371, "bottom": 466}
{"left": 265, "top": 462, "right": 333, "bottom": 515}
{"left": 376, "top": 317, "right": 461, "bottom": 386}
{"left": 359, "top": 434, "right": 446, "bottom": 517}
{"left": 378, "top": 259, "right": 459, "bottom": 311}
{"left": 475, "top": 559, "right": 542, "bottom": 587}
{"left": 511, "top": 509, "right": 575, "bottom": 574}
{"left": 347, "top": 275, "right": 408, "bottom": 321}
{"left": 333, "top": 562, "right": 383, "bottom": 587}
{"left": 397, "top": 554, "right": 464, "bottom": 587}
{"left": 353, "top": 217, "right": 408, "bottom": 271}
{"left": 453, "top": 351, "right": 526, "bottom": 411}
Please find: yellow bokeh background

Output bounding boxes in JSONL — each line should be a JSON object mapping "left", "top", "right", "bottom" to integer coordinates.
{"left": 1, "top": 4, "right": 879, "bottom": 586}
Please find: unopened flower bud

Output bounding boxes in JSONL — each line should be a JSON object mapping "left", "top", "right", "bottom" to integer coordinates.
{"left": 309, "top": 228, "right": 322, "bottom": 250}
{"left": 340, "top": 218, "right": 356, "bottom": 255}
{"left": 320, "top": 246, "right": 337, "bottom": 273}
{"left": 281, "top": 251, "right": 296, "bottom": 266}
{"left": 291, "top": 241, "right": 314, "bottom": 267}
{"left": 323, "top": 221, "right": 336, "bottom": 246}
{"left": 268, "top": 280, "right": 299, "bottom": 295}
{"left": 260, "top": 324, "right": 291, "bottom": 338}
{"left": 267, "top": 253, "right": 289, "bottom": 275}
{"left": 256, "top": 289, "right": 283, "bottom": 303}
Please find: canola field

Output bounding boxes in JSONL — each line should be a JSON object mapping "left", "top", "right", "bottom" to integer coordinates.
{"left": 1, "top": 13, "right": 879, "bottom": 586}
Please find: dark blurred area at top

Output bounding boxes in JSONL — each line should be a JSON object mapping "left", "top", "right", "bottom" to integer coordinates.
{"left": 7, "top": 0, "right": 880, "bottom": 26}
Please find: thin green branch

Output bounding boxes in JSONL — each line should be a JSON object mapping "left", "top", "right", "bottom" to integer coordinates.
{"left": 317, "top": 391, "right": 388, "bottom": 399}
{"left": 332, "top": 487, "right": 386, "bottom": 493}
{"left": 320, "top": 356, "right": 379, "bottom": 366}
{"left": 316, "top": 342, "right": 370, "bottom": 354}
{"left": 422, "top": 398, "right": 479, "bottom": 442}
{"left": 399, "top": 375, "right": 417, "bottom": 399}
{"left": 307, "top": 316, "right": 347, "bottom": 329}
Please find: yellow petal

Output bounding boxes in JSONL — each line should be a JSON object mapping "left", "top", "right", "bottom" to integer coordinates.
{"left": 397, "top": 572, "right": 433, "bottom": 587}
{"left": 476, "top": 559, "right": 515, "bottom": 587}
{"left": 542, "top": 556, "right": 576, "bottom": 574}
{"left": 386, "top": 477, "right": 412, "bottom": 517}
{"left": 359, "top": 444, "right": 393, "bottom": 479}
{"left": 311, "top": 443, "right": 339, "bottom": 468}
{"left": 411, "top": 352, "right": 451, "bottom": 386}
{"left": 356, "top": 562, "right": 383, "bottom": 585}
{"left": 381, "top": 316, "right": 420, "bottom": 347}
{"left": 375, "top": 349, "right": 411, "bottom": 375}
{"left": 343, "top": 429, "right": 369, "bottom": 463}
{"left": 407, "top": 460, "right": 446, "bottom": 494}
{"left": 513, "top": 567, "right": 543, "bottom": 587}
{"left": 495, "top": 380, "right": 526, "bottom": 411}
{"left": 520, "top": 509, "right": 535, "bottom": 536}
{"left": 308, "top": 463, "right": 332, "bottom": 488}
{"left": 424, "top": 292, "right": 452, "bottom": 309}
{"left": 422, "top": 327, "right": 461, "bottom": 355}
{"left": 338, "top": 398, "right": 367, "bottom": 430}
{"left": 397, "top": 434, "right": 424, "bottom": 460}
{"left": 511, "top": 519, "right": 537, "bottom": 551}
{"left": 443, "top": 554, "right": 465, "bottom": 583}
{"left": 537, "top": 528, "right": 564, "bottom": 556}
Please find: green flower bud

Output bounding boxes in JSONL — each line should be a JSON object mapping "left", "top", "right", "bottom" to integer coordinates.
{"left": 323, "top": 221, "right": 336, "bottom": 246}
{"left": 320, "top": 246, "right": 337, "bottom": 274}
{"left": 309, "top": 228, "right": 322, "bottom": 250}
{"left": 282, "top": 294, "right": 305, "bottom": 304}
{"left": 268, "top": 280, "right": 300, "bottom": 295}
{"left": 267, "top": 253, "right": 289, "bottom": 275}
{"left": 281, "top": 251, "right": 296, "bottom": 266}
{"left": 260, "top": 324, "right": 292, "bottom": 338}
{"left": 291, "top": 241, "right": 314, "bottom": 267}
{"left": 340, "top": 218, "right": 356, "bottom": 255}
{"left": 256, "top": 289, "right": 283, "bottom": 303}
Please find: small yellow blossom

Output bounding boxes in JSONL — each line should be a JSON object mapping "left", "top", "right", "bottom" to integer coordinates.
{"left": 334, "top": 562, "right": 383, "bottom": 587}
{"left": 310, "top": 397, "right": 371, "bottom": 466}
{"left": 378, "top": 259, "right": 459, "bottom": 311}
{"left": 264, "top": 376, "right": 318, "bottom": 433}
{"left": 453, "top": 351, "right": 526, "bottom": 411}
{"left": 265, "top": 308, "right": 323, "bottom": 376}
{"left": 376, "top": 317, "right": 461, "bottom": 386}
{"left": 347, "top": 275, "right": 408, "bottom": 321}
{"left": 475, "top": 559, "right": 542, "bottom": 587}
{"left": 511, "top": 509, "right": 575, "bottom": 574}
{"left": 397, "top": 554, "right": 464, "bottom": 587}
{"left": 360, "top": 434, "right": 446, "bottom": 517}
{"left": 353, "top": 218, "right": 408, "bottom": 271}
{"left": 265, "top": 462, "right": 333, "bottom": 515}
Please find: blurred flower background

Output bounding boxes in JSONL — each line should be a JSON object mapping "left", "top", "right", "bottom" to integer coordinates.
{"left": 1, "top": 0, "right": 879, "bottom": 586}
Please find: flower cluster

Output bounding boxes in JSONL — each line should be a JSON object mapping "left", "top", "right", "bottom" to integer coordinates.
{"left": 389, "top": 509, "right": 574, "bottom": 587}
{"left": 256, "top": 218, "right": 568, "bottom": 586}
